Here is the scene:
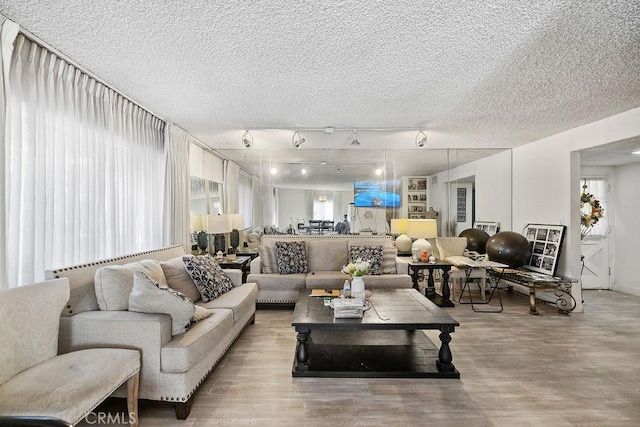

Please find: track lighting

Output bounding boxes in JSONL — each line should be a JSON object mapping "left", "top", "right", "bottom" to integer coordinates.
{"left": 292, "top": 130, "right": 305, "bottom": 149}
{"left": 242, "top": 130, "right": 253, "bottom": 148}
{"left": 415, "top": 130, "right": 427, "bottom": 148}
{"left": 350, "top": 130, "right": 360, "bottom": 146}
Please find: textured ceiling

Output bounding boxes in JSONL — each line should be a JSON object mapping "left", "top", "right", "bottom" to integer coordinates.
{"left": 1, "top": 0, "right": 639, "bottom": 188}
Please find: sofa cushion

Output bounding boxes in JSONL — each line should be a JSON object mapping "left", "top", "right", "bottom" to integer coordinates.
{"left": 349, "top": 245, "right": 384, "bottom": 275}
{"left": 183, "top": 255, "right": 235, "bottom": 302}
{"left": 161, "top": 308, "right": 234, "bottom": 373}
{"left": 246, "top": 273, "right": 306, "bottom": 291}
{"left": 307, "top": 239, "right": 348, "bottom": 271}
{"left": 198, "top": 282, "right": 258, "bottom": 323}
{"left": 128, "top": 271, "right": 195, "bottom": 336}
{"left": 257, "top": 245, "right": 278, "bottom": 274}
{"left": 305, "top": 271, "right": 350, "bottom": 290}
{"left": 381, "top": 247, "right": 398, "bottom": 274}
{"left": 160, "top": 256, "right": 201, "bottom": 303}
{"left": 275, "top": 241, "right": 308, "bottom": 274}
{"left": 0, "top": 348, "right": 140, "bottom": 426}
{"left": 94, "top": 259, "right": 167, "bottom": 311}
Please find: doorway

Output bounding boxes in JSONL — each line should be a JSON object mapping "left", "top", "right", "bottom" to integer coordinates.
{"left": 580, "top": 176, "right": 611, "bottom": 290}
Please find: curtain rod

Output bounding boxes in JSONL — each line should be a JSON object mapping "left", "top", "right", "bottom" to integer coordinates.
{"left": 18, "top": 26, "right": 165, "bottom": 124}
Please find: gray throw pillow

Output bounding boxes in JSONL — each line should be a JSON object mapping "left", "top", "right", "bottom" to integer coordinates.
{"left": 160, "top": 256, "right": 201, "bottom": 302}
{"left": 349, "top": 245, "right": 384, "bottom": 275}
{"left": 182, "top": 255, "right": 235, "bottom": 302}
{"left": 128, "top": 271, "right": 195, "bottom": 336}
{"left": 257, "top": 245, "right": 278, "bottom": 273}
{"left": 381, "top": 247, "right": 398, "bottom": 274}
{"left": 275, "top": 241, "right": 308, "bottom": 274}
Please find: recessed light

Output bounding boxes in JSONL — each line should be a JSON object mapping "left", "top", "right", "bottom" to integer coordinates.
{"left": 270, "top": 167, "right": 278, "bottom": 174}
{"left": 633, "top": 150, "right": 640, "bottom": 155}
{"left": 301, "top": 168, "right": 307, "bottom": 175}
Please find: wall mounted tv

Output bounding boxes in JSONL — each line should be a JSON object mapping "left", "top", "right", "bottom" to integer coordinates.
{"left": 353, "top": 180, "right": 401, "bottom": 208}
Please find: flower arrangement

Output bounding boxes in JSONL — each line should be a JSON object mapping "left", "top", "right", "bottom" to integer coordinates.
{"left": 342, "top": 260, "right": 370, "bottom": 277}
{"left": 580, "top": 191, "right": 604, "bottom": 240}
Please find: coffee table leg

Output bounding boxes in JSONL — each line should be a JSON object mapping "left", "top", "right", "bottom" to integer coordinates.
{"left": 436, "top": 326, "right": 456, "bottom": 373}
{"left": 295, "top": 330, "right": 311, "bottom": 371}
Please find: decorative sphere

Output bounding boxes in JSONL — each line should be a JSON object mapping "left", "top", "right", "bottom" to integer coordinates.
{"left": 486, "top": 231, "right": 531, "bottom": 268}
{"left": 459, "top": 228, "right": 490, "bottom": 253}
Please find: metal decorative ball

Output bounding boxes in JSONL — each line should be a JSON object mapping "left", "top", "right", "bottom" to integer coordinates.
{"left": 485, "top": 231, "right": 531, "bottom": 268}
{"left": 458, "top": 228, "right": 490, "bottom": 253}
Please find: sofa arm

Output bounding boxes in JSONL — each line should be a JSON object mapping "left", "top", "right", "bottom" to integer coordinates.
{"left": 250, "top": 256, "right": 262, "bottom": 274}
{"left": 223, "top": 269, "right": 242, "bottom": 287}
{"left": 396, "top": 257, "right": 409, "bottom": 274}
{"left": 59, "top": 311, "right": 172, "bottom": 358}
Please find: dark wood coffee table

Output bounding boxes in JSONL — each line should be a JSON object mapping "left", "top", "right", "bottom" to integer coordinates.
{"left": 291, "top": 289, "right": 460, "bottom": 378}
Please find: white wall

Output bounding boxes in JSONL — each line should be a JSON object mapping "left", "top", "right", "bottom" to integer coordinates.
{"left": 612, "top": 162, "right": 640, "bottom": 296}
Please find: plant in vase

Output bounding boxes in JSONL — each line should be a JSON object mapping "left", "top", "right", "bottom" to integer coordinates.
{"left": 342, "top": 260, "right": 370, "bottom": 304}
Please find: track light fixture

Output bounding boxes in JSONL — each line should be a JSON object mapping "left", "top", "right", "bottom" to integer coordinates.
{"left": 242, "top": 130, "right": 253, "bottom": 148}
{"left": 350, "top": 130, "right": 360, "bottom": 146}
{"left": 292, "top": 130, "right": 305, "bottom": 149}
{"left": 415, "top": 130, "right": 427, "bottom": 148}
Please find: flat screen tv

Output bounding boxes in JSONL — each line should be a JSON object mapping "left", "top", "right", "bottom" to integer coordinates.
{"left": 353, "top": 180, "right": 401, "bottom": 208}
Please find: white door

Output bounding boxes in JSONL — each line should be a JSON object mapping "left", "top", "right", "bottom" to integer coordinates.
{"left": 581, "top": 239, "right": 610, "bottom": 289}
{"left": 580, "top": 177, "right": 611, "bottom": 290}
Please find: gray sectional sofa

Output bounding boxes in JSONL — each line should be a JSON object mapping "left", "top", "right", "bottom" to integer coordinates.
{"left": 45, "top": 245, "right": 257, "bottom": 420}
{"left": 248, "top": 235, "right": 412, "bottom": 304}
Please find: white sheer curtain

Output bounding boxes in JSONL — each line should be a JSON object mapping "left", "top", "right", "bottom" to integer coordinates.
{"left": 581, "top": 177, "right": 609, "bottom": 239}
{"left": 238, "top": 170, "right": 253, "bottom": 227}
{"left": 5, "top": 34, "right": 165, "bottom": 286}
{"left": 164, "top": 123, "right": 191, "bottom": 251}
{"left": 224, "top": 160, "right": 240, "bottom": 214}
{"left": 0, "top": 16, "right": 19, "bottom": 290}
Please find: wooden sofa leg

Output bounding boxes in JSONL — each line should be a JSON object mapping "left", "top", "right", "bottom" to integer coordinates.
{"left": 175, "top": 399, "right": 193, "bottom": 420}
{"left": 126, "top": 372, "right": 140, "bottom": 427}
{"left": 250, "top": 313, "right": 256, "bottom": 324}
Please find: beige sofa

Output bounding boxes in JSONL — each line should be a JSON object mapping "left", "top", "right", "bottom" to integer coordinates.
{"left": 0, "top": 278, "right": 141, "bottom": 426}
{"left": 45, "top": 245, "right": 258, "bottom": 420}
{"left": 248, "top": 235, "right": 412, "bottom": 304}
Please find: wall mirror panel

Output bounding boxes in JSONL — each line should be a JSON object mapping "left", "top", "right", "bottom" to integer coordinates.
{"left": 216, "top": 147, "right": 511, "bottom": 235}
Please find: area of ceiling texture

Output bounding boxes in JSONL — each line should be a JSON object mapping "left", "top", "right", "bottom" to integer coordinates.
{"left": 1, "top": 0, "right": 639, "bottom": 186}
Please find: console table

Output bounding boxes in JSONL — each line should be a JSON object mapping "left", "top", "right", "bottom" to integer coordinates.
{"left": 489, "top": 270, "right": 577, "bottom": 315}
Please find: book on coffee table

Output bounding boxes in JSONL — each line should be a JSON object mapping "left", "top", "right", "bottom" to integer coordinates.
{"left": 309, "top": 289, "right": 341, "bottom": 297}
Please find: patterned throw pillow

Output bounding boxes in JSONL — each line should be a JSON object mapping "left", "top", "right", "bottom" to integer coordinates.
{"left": 128, "top": 271, "right": 195, "bottom": 336}
{"left": 275, "top": 241, "right": 308, "bottom": 274}
{"left": 349, "top": 245, "right": 384, "bottom": 275}
{"left": 381, "top": 247, "right": 398, "bottom": 274}
{"left": 182, "top": 255, "right": 235, "bottom": 302}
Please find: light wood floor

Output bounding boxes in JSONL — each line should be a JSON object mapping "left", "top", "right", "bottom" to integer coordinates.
{"left": 90, "top": 289, "right": 640, "bottom": 426}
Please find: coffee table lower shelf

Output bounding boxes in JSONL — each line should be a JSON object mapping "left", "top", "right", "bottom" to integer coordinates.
{"left": 291, "top": 329, "right": 460, "bottom": 378}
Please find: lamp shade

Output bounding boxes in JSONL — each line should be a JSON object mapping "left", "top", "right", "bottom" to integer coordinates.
{"left": 230, "top": 213, "right": 245, "bottom": 230}
{"left": 207, "top": 214, "right": 232, "bottom": 234}
{"left": 390, "top": 218, "right": 408, "bottom": 234}
{"left": 190, "top": 215, "right": 205, "bottom": 232}
{"left": 406, "top": 219, "right": 438, "bottom": 239}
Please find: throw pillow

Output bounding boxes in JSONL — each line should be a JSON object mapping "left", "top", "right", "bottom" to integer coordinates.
{"left": 160, "top": 257, "right": 201, "bottom": 302}
{"left": 381, "top": 247, "right": 398, "bottom": 274}
{"left": 275, "top": 241, "right": 308, "bottom": 274}
{"left": 128, "top": 271, "right": 195, "bottom": 336}
{"left": 257, "top": 245, "right": 278, "bottom": 274}
{"left": 182, "top": 255, "right": 235, "bottom": 302}
{"left": 94, "top": 259, "right": 167, "bottom": 311}
{"left": 349, "top": 245, "right": 384, "bottom": 275}
{"left": 192, "top": 305, "right": 216, "bottom": 322}
{"left": 445, "top": 255, "right": 475, "bottom": 267}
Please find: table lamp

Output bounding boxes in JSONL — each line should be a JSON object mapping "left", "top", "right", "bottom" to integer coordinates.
{"left": 229, "top": 213, "right": 245, "bottom": 251}
{"left": 390, "top": 218, "right": 412, "bottom": 252}
{"left": 406, "top": 219, "right": 438, "bottom": 259}
{"left": 207, "top": 214, "right": 232, "bottom": 255}
{"left": 191, "top": 215, "right": 208, "bottom": 254}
